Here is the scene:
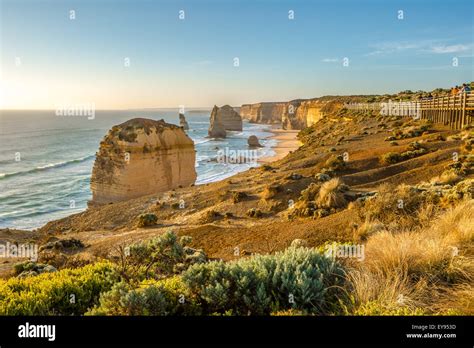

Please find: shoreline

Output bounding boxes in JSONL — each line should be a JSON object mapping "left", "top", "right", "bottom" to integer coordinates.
{"left": 1, "top": 124, "right": 300, "bottom": 232}
{"left": 259, "top": 128, "right": 302, "bottom": 163}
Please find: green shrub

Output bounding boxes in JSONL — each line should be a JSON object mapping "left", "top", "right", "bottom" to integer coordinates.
{"left": 408, "top": 141, "right": 425, "bottom": 151}
{"left": 13, "top": 261, "right": 56, "bottom": 277}
{"left": 116, "top": 231, "right": 206, "bottom": 281}
{"left": 137, "top": 213, "right": 158, "bottom": 227}
{"left": 87, "top": 276, "right": 200, "bottom": 316}
{"left": 0, "top": 262, "right": 118, "bottom": 315}
{"left": 325, "top": 155, "right": 346, "bottom": 171}
{"left": 182, "top": 246, "right": 345, "bottom": 315}
{"left": 380, "top": 152, "right": 401, "bottom": 165}
{"left": 299, "top": 183, "right": 321, "bottom": 202}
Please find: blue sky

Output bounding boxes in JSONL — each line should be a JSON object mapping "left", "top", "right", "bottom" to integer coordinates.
{"left": 1, "top": 0, "right": 473, "bottom": 109}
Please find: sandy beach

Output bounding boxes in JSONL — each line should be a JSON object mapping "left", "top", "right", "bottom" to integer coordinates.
{"left": 259, "top": 128, "right": 302, "bottom": 163}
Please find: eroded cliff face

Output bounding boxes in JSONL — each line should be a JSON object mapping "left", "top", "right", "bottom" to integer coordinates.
{"left": 216, "top": 105, "right": 243, "bottom": 131}
{"left": 240, "top": 102, "right": 286, "bottom": 124}
{"left": 241, "top": 99, "right": 344, "bottom": 130}
{"left": 90, "top": 118, "right": 196, "bottom": 205}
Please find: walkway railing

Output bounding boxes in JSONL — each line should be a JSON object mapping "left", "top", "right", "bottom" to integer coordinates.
{"left": 343, "top": 91, "right": 474, "bottom": 129}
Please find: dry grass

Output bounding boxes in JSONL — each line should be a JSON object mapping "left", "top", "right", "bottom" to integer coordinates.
{"left": 433, "top": 283, "right": 474, "bottom": 315}
{"left": 430, "top": 170, "right": 462, "bottom": 186}
{"left": 354, "top": 220, "right": 385, "bottom": 241}
{"left": 357, "top": 183, "right": 440, "bottom": 231}
{"left": 261, "top": 184, "right": 281, "bottom": 200}
{"left": 344, "top": 199, "right": 474, "bottom": 315}
{"left": 345, "top": 269, "right": 428, "bottom": 315}
{"left": 316, "top": 178, "right": 347, "bottom": 209}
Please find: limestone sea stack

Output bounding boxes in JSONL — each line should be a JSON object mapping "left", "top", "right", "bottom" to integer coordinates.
{"left": 207, "top": 106, "right": 227, "bottom": 138}
{"left": 217, "top": 105, "right": 243, "bottom": 131}
{"left": 179, "top": 113, "right": 189, "bottom": 130}
{"left": 247, "top": 135, "right": 263, "bottom": 147}
{"left": 208, "top": 104, "right": 243, "bottom": 133}
{"left": 90, "top": 118, "right": 196, "bottom": 205}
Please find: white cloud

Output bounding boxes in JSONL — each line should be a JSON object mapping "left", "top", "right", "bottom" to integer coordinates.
{"left": 366, "top": 40, "right": 473, "bottom": 56}
{"left": 366, "top": 41, "right": 423, "bottom": 56}
{"left": 430, "top": 44, "right": 471, "bottom": 54}
{"left": 322, "top": 58, "right": 339, "bottom": 63}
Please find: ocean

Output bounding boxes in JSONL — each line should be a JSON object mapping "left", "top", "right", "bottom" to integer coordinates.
{"left": 0, "top": 110, "right": 276, "bottom": 230}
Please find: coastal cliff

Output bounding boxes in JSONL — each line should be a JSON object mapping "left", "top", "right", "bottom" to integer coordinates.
{"left": 90, "top": 118, "right": 196, "bottom": 205}
{"left": 241, "top": 99, "right": 344, "bottom": 130}
{"left": 240, "top": 102, "right": 286, "bottom": 124}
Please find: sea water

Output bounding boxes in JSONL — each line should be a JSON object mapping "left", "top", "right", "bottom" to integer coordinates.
{"left": 0, "top": 110, "right": 276, "bottom": 230}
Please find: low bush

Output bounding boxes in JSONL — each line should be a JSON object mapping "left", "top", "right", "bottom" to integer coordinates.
{"left": 115, "top": 231, "right": 206, "bottom": 282}
{"left": 182, "top": 246, "right": 345, "bottom": 315}
{"left": 325, "top": 155, "right": 346, "bottom": 171}
{"left": 0, "top": 262, "right": 118, "bottom": 315}
{"left": 137, "top": 213, "right": 158, "bottom": 227}
{"left": 13, "top": 261, "right": 57, "bottom": 277}
{"left": 380, "top": 148, "right": 428, "bottom": 165}
{"left": 380, "top": 152, "right": 401, "bottom": 165}
{"left": 87, "top": 276, "right": 200, "bottom": 316}
{"left": 200, "top": 209, "right": 222, "bottom": 223}
{"left": 299, "top": 183, "right": 321, "bottom": 202}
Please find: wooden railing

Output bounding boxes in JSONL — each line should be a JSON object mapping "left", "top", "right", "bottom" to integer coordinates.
{"left": 343, "top": 91, "right": 474, "bottom": 129}
{"left": 419, "top": 91, "right": 474, "bottom": 129}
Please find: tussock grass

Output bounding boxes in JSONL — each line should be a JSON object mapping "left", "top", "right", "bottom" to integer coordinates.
{"left": 430, "top": 169, "right": 462, "bottom": 186}
{"left": 316, "top": 178, "right": 347, "bottom": 209}
{"left": 344, "top": 200, "right": 474, "bottom": 315}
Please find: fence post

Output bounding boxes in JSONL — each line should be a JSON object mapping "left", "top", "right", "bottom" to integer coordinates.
{"left": 461, "top": 92, "right": 466, "bottom": 128}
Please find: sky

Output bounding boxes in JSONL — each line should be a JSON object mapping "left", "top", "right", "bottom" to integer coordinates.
{"left": 0, "top": 0, "right": 473, "bottom": 109}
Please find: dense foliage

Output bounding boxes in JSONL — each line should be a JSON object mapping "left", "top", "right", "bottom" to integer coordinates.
{"left": 0, "top": 262, "right": 118, "bottom": 315}
{"left": 182, "top": 246, "right": 345, "bottom": 315}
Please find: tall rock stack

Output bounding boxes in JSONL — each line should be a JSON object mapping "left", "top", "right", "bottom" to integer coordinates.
{"left": 207, "top": 105, "right": 243, "bottom": 138}
{"left": 90, "top": 118, "right": 196, "bottom": 205}
{"left": 208, "top": 106, "right": 227, "bottom": 138}
{"left": 179, "top": 113, "right": 190, "bottom": 130}
{"left": 216, "top": 105, "right": 243, "bottom": 131}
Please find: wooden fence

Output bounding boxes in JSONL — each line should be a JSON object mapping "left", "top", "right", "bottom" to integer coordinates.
{"left": 343, "top": 91, "right": 474, "bottom": 129}
{"left": 419, "top": 91, "right": 474, "bottom": 129}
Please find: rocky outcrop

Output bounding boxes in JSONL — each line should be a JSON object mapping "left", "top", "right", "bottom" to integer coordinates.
{"left": 179, "top": 113, "right": 189, "bottom": 130}
{"left": 90, "top": 118, "right": 196, "bottom": 205}
{"left": 212, "top": 105, "right": 243, "bottom": 131}
{"left": 208, "top": 106, "right": 227, "bottom": 138}
{"left": 247, "top": 135, "right": 263, "bottom": 147}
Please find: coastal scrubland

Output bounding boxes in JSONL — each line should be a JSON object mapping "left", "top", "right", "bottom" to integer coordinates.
{"left": 0, "top": 99, "right": 472, "bottom": 316}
